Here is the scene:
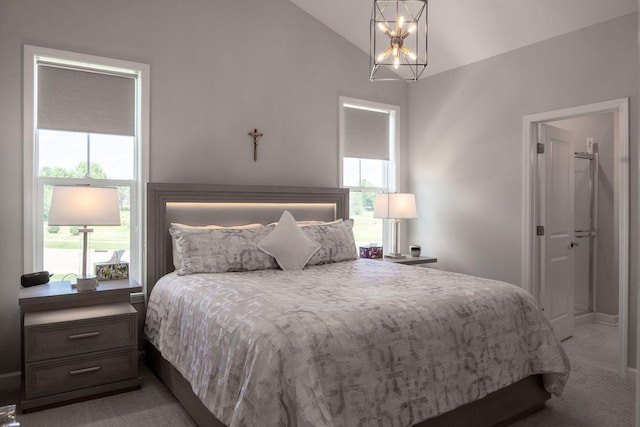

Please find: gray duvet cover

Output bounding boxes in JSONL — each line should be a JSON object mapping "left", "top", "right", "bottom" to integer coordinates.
{"left": 145, "top": 259, "right": 569, "bottom": 427}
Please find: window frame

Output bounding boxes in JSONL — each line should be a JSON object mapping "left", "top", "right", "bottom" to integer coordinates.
{"left": 23, "top": 45, "right": 150, "bottom": 285}
{"left": 338, "top": 96, "right": 400, "bottom": 249}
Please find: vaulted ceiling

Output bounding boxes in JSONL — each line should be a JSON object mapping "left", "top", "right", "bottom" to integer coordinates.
{"left": 289, "top": 0, "right": 638, "bottom": 78}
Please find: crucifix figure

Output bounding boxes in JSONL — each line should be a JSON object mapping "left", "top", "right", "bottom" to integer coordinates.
{"left": 248, "top": 128, "right": 263, "bottom": 161}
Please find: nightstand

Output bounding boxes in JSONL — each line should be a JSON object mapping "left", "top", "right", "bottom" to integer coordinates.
{"left": 19, "top": 278, "right": 142, "bottom": 412}
{"left": 373, "top": 255, "right": 437, "bottom": 266}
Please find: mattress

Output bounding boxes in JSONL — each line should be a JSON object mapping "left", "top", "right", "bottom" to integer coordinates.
{"left": 145, "top": 259, "right": 570, "bottom": 427}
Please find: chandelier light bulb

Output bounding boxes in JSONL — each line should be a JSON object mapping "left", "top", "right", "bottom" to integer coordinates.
{"left": 394, "top": 56, "right": 400, "bottom": 69}
{"left": 377, "top": 46, "right": 393, "bottom": 63}
{"left": 402, "top": 46, "right": 417, "bottom": 60}
{"left": 397, "top": 16, "right": 404, "bottom": 33}
{"left": 377, "top": 22, "right": 389, "bottom": 33}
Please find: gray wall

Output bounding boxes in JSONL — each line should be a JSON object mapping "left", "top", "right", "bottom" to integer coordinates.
{"left": 407, "top": 14, "right": 638, "bottom": 365}
{"left": 0, "top": 0, "right": 408, "bottom": 375}
{"left": 551, "top": 114, "right": 617, "bottom": 316}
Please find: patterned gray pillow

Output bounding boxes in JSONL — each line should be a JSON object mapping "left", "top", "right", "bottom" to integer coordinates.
{"left": 170, "top": 225, "right": 278, "bottom": 275}
{"left": 301, "top": 219, "right": 358, "bottom": 265}
{"left": 170, "top": 223, "right": 263, "bottom": 270}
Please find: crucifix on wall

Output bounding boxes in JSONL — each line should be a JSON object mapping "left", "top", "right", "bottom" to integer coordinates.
{"left": 248, "top": 128, "right": 263, "bottom": 161}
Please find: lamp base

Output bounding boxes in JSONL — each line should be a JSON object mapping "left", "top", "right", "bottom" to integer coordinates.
{"left": 73, "top": 276, "right": 98, "bottom": 292}
{"left": 385, "top": 253, "right": 406, "bottom": 259}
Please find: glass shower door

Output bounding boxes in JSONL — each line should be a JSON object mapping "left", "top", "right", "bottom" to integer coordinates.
{"left": 574, "top": 152, "right": 597, "bottom": 315}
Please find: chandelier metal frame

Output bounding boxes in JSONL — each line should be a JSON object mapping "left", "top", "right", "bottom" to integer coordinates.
{"left": 370, "top": 0, "right": 428, "bottom": 81}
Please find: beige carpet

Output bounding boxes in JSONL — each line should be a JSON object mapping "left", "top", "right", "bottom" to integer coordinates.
{"left": 15, "top": 369, "right": 196, "bottom": 427}
{"left": 511, "top": 358, "right": 635, "bottom": 427}
{"left": 562, "top": 322, "right": 619, "bottom": 374}
{"left": 12, "top": 358, "right": 636, "bottom": 427}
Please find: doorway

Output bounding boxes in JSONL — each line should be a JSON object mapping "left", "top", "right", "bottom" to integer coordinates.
{"left": 545, "top": 114, "right": 620, "bottom": 373}
{"left": 522, "top": 98, "right": 629, "bottom": 378}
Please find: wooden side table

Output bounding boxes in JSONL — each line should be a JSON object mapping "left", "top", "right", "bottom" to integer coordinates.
{"left": 19, "top": 279, "right": 142, "bottom": 412}
{"left": 373, "top": 255, "right": 438, "bottom": 266}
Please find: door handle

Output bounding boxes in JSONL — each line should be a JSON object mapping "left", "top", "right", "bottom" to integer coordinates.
{"left": 570, "top": 241, "right": 579, "bottom": 248}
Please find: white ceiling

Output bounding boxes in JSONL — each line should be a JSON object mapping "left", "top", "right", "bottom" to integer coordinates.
{"left": 289, "top": 0, "right": 638, "bottom": 78}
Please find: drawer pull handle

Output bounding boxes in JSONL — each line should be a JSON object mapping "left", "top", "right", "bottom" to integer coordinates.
{"left": 69, "top": 366, "right": 101, "bottom": 375}
{"left": 69, "top": 332, "right": 100, "bottom": 340}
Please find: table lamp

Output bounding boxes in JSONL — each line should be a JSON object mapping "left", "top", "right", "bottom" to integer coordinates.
{"left": 48, "top": 186, "right": 121, "bottom": 291}
{"left": 374, "top": 193, "right": 417, "bottom": 259}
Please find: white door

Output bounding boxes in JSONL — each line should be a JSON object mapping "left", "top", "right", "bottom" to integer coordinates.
{"left": 538, "top": 124, "right": 575, "bottom": 341}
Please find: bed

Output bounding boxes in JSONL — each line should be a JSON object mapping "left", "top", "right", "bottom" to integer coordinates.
{"left": 144, "top": 183, "right": 570, "bottom": 427}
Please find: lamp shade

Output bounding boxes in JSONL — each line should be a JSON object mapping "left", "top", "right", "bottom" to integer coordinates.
{"left": 374, "top": 193, "right": 417, "bottom": 219}
{"left": 48, "top": 186, "right": 121, "bottom": 226}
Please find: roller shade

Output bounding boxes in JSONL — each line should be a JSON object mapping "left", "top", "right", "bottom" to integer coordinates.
{"left": 37, "top": 65, "right": 135, "bottom": 136}
{"left": 343, "top": 106, "right": 390, "bottom": 160}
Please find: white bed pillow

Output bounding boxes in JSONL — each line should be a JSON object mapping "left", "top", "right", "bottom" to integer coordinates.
{"left": 301, "top": 219, "right": 358, "bottom": 265}
{"left": 170, "top": 225, "right": 277, "bottom": 275}
{"left": 258, "top": 211, "right": 321, "bottom": 271}
{"left": 170, "top": 223, "right": 263, "bottom": 270}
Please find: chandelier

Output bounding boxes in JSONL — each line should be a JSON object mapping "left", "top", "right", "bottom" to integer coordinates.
{"left": 370, "top": 0, "right": 428, "bottom": 81}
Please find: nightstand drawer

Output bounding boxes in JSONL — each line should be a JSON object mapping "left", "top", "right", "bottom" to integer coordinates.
{"left": 24, "top": 347, "right": 137, "bottom": 399}
{"left": 25, "top": 303, "right": 137, "bottom": 362}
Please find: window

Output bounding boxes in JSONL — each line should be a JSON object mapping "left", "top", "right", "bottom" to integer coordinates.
{"left": 24, "top": 46, "right": 149, "bottom": 283}
{"left": 339, "top": 97, "right": 399, "bottom": 249}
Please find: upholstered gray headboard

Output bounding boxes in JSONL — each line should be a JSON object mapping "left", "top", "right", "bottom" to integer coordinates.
{"left": 146, "top": 183, "right": 349, "bottom": 296}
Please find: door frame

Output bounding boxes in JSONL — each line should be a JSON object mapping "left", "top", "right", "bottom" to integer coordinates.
{"left": 521, "top": 98, "right": 629, "bottom": 378}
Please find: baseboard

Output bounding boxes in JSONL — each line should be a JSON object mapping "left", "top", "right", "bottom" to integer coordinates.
{"left": 0, "top": 371, "right": 20, "bottom": 394}
{"left": 627, "top": 367, "right": 637, "bottom": 385}
{"left": 595, "top": 312, "right": 619, "bottom": 325}
{"left": 574, "top": 312, "right": 595, "bottom": 327}
{"left": 573, "top": 311, "right": 619, "bottom": 326}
